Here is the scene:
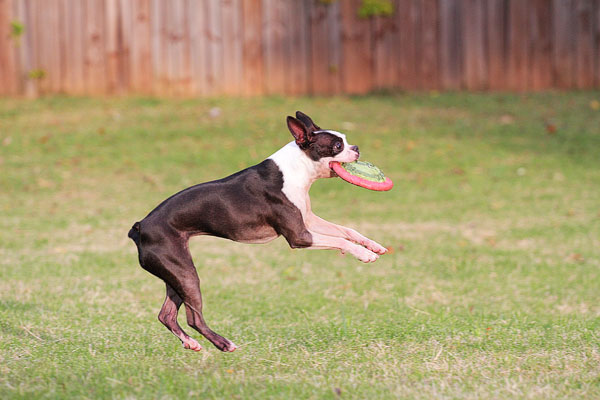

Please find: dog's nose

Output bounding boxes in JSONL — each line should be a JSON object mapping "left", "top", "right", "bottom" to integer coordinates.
{"left": 351, "top": 145, "right": 359, "bottom": 155}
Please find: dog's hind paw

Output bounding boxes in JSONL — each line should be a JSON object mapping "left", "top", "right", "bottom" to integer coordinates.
{"left": 224, "top": 341, "right": 237, "bottom": 352}
{"left": 182, "top": 337, "right": 202, "bottom": 352}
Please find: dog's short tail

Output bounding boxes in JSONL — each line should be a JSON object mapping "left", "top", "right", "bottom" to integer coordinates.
{"left": 128, "top": 221, "right": 141, "bottom": 245}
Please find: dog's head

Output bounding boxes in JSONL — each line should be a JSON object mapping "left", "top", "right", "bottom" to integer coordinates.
{"left": 286, "top": 111, "right": 360, "bottom": 176}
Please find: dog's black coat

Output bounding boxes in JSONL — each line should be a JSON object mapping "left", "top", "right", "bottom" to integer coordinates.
{"left": 128, "top": 159, "right": 311, "bottom": 352}
{"left": 131, "top": 159, "right": 309, "bottom": 247}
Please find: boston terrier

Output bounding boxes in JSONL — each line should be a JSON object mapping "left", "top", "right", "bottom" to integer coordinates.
{"left": 128, "top": 111, "right": 388, "bottom": 352}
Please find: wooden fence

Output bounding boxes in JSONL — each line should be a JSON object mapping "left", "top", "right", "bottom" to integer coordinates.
{"left": 1, "top": 0, "right": 599, "bottom": 96}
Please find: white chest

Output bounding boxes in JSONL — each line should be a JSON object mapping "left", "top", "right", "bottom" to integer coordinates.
{"left": 268, "top": 142, "right": 320, "bottom": 218}
{"left": 281, "top": 183, "right": 311, "bottom": 217}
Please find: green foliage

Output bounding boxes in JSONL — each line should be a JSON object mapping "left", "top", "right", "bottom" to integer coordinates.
{"left": 10, "top": 20, "right": 24, "bottom": 38}
{"left": 28, "top": 68, "right": 46, "bottom": 80}
{"left": 358, "top": 0, "right": 394, "bottom": 18}
{"left": 0, "top": 93, "right": 599, "bottom": 398}
{"left": 316, "top": 0, "right": 394, "bottom": 18}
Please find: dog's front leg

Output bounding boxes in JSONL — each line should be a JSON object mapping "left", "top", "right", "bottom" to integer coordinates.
{"left": 278, "top": 219, "right": 380, "bottom": 263}
{"left": 305, "top": 231, "right": 380, "bottom": 263}
{"left": 305, "top": 213, "right": 387, "bottom": 255}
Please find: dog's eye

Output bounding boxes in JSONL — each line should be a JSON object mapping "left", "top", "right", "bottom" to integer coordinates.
{"left": 334, "top": 142, "right": 342, "bottom": 151}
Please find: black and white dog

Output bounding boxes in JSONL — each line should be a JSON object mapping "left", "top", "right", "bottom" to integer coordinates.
{"left": 128, "top": 112, "right": 388, "bottom": 352}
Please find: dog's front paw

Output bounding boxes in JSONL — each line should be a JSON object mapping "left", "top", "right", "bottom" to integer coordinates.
{"left": 362, "top": 239, "right": 387, "bottom": 255}
{"left": 350, "top": 245, "right": 379, "bottom": 263}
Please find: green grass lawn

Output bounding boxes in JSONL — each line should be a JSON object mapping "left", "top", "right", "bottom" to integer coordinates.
{"left": 1, "top": 93, "right": 599, "bottom": 399}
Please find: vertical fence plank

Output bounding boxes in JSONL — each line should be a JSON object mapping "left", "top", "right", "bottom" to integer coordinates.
{"left": 596, "top": 0, "right": 600, "bottom": 87}
{"left": 0, "top": 0, "right": 8, "bottom": 95}
{"left": 373, "top": 14, "right": 397, "bottom": 90}
{"left": 222, "top": 0, "right": 243, "bottom": 95}
{"left": 130, "top": 0, "right": 151, "bottom": 93}
{"left": 18, "top": 0, "right": 38, "bottom": 96}
{"left": 168, "top": 0, "right": 190, "bottom": 95}
{"left": 84, "top": 0, "right": 107, "bottom": 94}
{"left": 187, "top": 0, "right": 207, "bottom": 95}
{"left": 241, "top": 0, "right": 263, "bottom": 96}
{"left": 341, "top": 0, "right": 372, "bottom": 93}
{"left": 529, "top": 0, "right": 553, "bottom": 90}
{"left": 11, "top": 0, "right": 23, "bottom": 94}
{"left": 553, "top": 0, "right": 576, "bottom": 88}
{"left": 35, "top": 0, "right": 61, "bottom": 93}
{"left": 58, "top": 0, "right": 70, "bottom": 92}
{"left": 575, "top": 0, "right": 595, "bottom": 88}
{"left": 327, "top": 1, "right": 343, "bottom": 94}
{"left": 13, "top": 0, "right": 30, "bottom": 95}
{"left": 167, "top": 0, "right": 178, "bottom": 95}
{"left": 206, "top": 0, "right": 223, "bottom": 95}
{"left": 411, "top": 0, "right": 421, "bottom": 89}
{"left": 507, "top": 0, "right": 529, "bottom": 90}
{"left": 181, "top": 0, "right": 193, "bottom": 95}
{"left": 463, "top": 0, "right": 487, "bottom": 90}
{"left": 397, "top": 0, "right": 419, "bottom": 89}
{"left": 31, "top": 0, "right": 45, "bottom": 93}
{"left": 439, "top": 0, "right": 462, "bottom": 89}
{"left": 286, "top": 0, "right": 309, "bottom": 95}
{"left": 151, "top": 0, "right": 172, "bottom": 94}
{"left": 150, "top": 0, "right": 162, "bottom": 93}
{"left": 373, "top": 0, "right": 401, "bottom": 89}
{"left": 119, "top": 0, "right": 132, "bottom": 92}
{"left": 486, "top": 0, "right": 507, "bottom": 90}
{"left": 164, "top": 1, "right": 175, "bottom": 95}
{"left": 32, "top": 0, "right": 44, "bottom": 93}
{"left": 420, "top": 0, "right": 439, "bottom": 89}
{"left": 280, "top": 0, "right": 293, "bottom": 94}
{"left": 309, "top": 0, "right": 342, "bottom": 94}
{"left": 46, "top": 0, "right": 62, "bottom": 92}
{"left": 68, "top": 0, "right": 86, "bottom": 94}
{"left": 262, "top": 0, "right": 285, "bottom": 94}
{"left": 0, "top": 0, "right": 18, "bottom": 95}
{"left": 105, "top": 0, "right": 120, "bottom": 93}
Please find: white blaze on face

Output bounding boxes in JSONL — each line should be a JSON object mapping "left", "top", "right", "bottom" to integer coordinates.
{"left": 321, "top": 130, "right": 358, "bottom": 163}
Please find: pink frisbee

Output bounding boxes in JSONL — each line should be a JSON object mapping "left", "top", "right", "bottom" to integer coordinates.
{"left": 330, "top": 161, "right": 394, "bottom": 191}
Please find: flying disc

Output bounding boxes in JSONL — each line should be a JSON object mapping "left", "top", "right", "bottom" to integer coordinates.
{"left": 330, "top": 161, "right": 394, "bottom": 191}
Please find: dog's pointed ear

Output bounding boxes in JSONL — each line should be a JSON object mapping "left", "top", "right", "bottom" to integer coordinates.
{"left": 295, "top": 111, "right": 321, "bottom": 131}
{"left": 287, "top": 116, "right": 309, "bottom": 146}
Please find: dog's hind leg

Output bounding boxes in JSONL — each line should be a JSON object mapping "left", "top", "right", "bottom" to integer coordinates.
{"left": 180, "top": 275, "right": 238, "bottom": 353}
{"left": 158, "top": 284, "right": 202, "bottom": 351}
{"left": 141, "top": 237, "right": 237, "bottom": 352}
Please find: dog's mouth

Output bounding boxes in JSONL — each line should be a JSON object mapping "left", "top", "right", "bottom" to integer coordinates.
{"left": 328, "top": 152, "right": 359, "bottom": 173}
{"left": 328, "top": 161, "right": 340, "bottom": 177}
{"left": 329, "top": 149, "right": 360, "bottom": 176}
{"left": 329, "top": 166, "right": 338, "bottom": 177}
